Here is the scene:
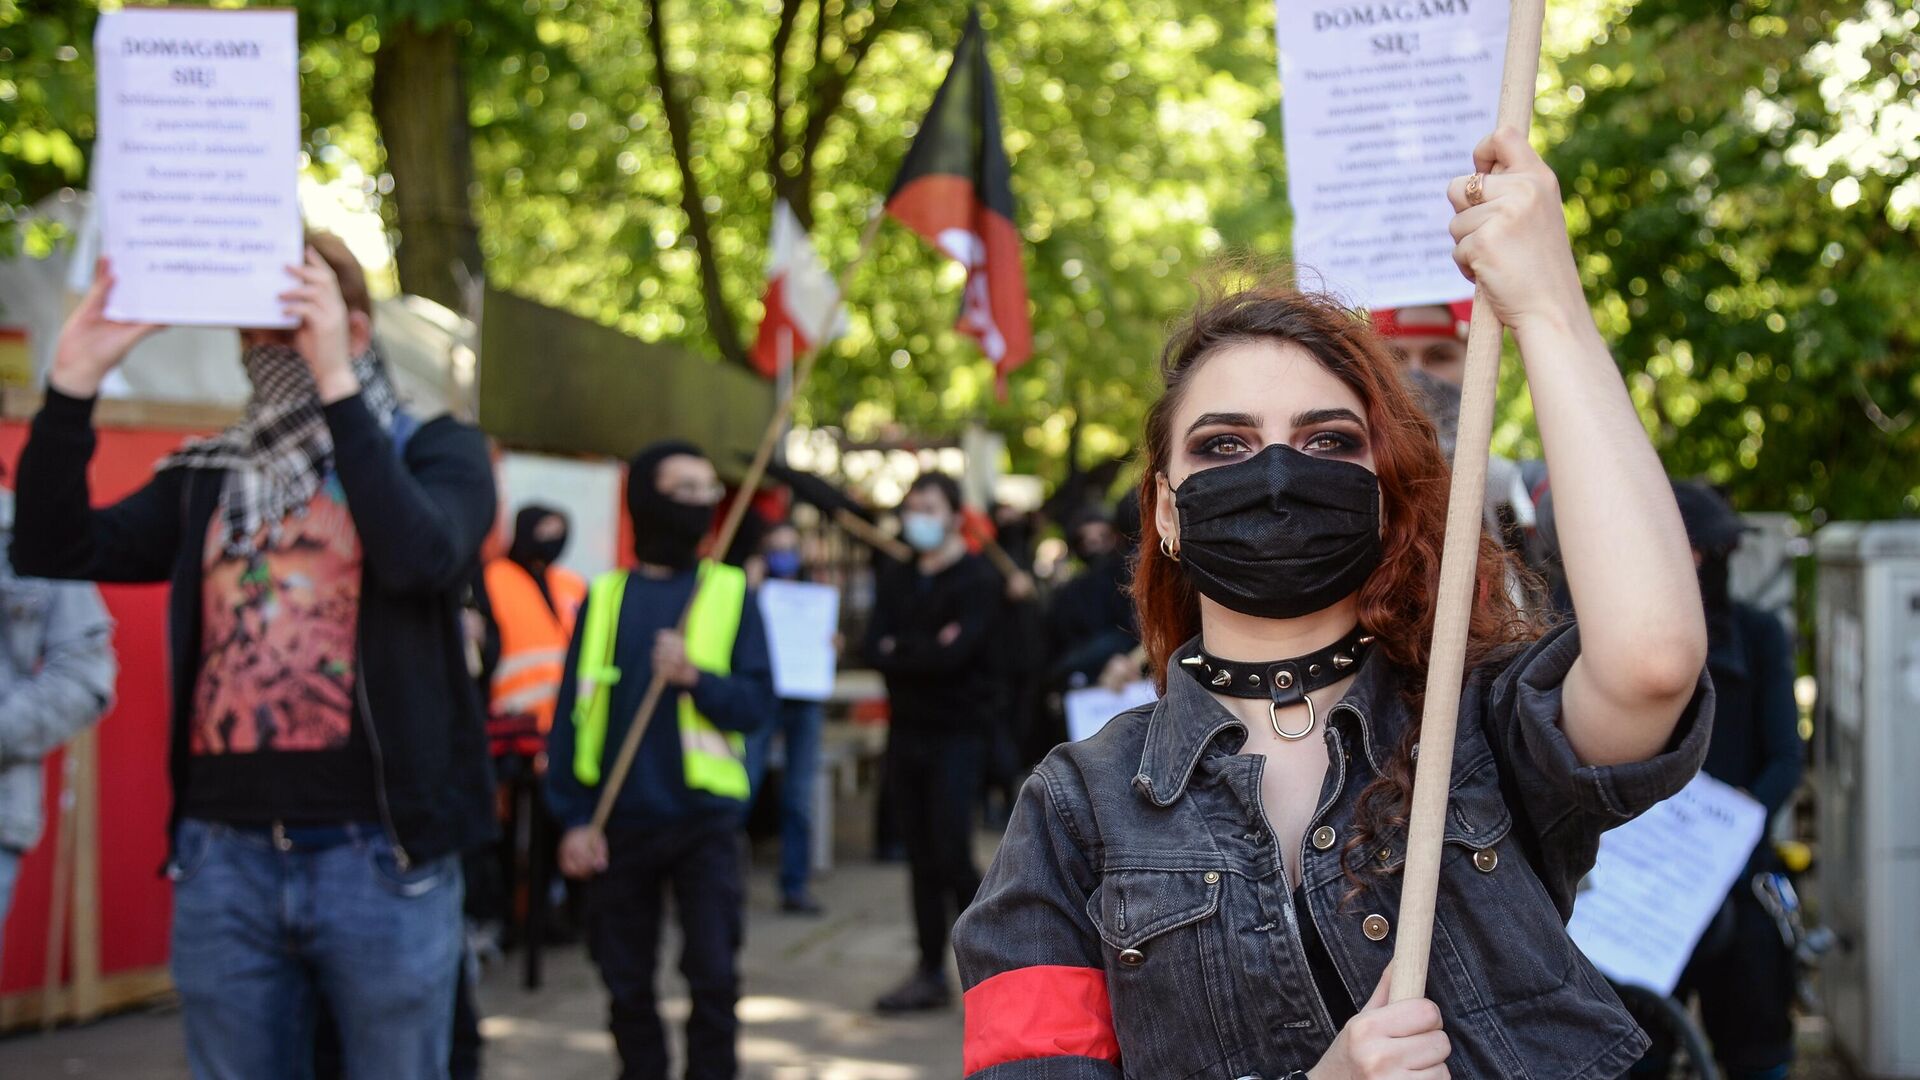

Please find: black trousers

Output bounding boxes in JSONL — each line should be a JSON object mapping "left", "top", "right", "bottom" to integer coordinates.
{"left": 887, "top": 730, "right": 985, "bottom": 973}
{"left": 1684, "top": 883, "right": 1797, "bottom": 1075}
{"left": 590, "top": 819, "right": 744, "bottom": 1080}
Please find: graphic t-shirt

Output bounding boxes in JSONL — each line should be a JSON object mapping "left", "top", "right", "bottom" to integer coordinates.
{"left": 182, "top": 480, "right": 380, "bottom": 825}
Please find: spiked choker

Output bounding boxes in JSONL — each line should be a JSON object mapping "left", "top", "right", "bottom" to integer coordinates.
{"left": 1179, "top": 625, "right": 1375, "bottom": 741}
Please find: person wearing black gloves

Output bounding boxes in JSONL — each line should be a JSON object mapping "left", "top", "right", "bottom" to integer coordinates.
{"left": 18, "top": 241, "right": 496, "bottom": 1079}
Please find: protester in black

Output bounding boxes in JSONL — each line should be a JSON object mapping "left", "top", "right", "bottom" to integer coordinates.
{"left": 867, "top": 473, "right": 1000, "bottom": 1013}
{"left": 1044, "top": 502, "right": 1141, "bottom": 697}
{"left": 547, "top": 441, "right": 775, "bottom": 1080}
{"left": 1637, "top": 482, "right": 1803, "bottom": 1080}
{"left": 18, "top": 242, "right": 495, "bottom": 1078}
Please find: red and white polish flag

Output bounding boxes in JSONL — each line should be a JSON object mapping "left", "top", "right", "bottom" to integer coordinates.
{"left": 750, "top": 199, "right": 846, "bottom": 379}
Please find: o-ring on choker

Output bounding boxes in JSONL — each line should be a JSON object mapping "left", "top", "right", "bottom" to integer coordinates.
{"left": 1180, "top": 625, "right": 1375, "bottom": 741}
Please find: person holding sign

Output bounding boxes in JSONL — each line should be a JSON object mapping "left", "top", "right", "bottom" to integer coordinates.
{"left": 15, "top": 237, "right": 497, "bottom": 1079}
{"left": 952, "top": 130, "right": 1714, "bottom": 1080}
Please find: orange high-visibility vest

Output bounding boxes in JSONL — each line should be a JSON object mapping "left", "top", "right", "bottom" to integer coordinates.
{"left": 485, "top": 559, "right": 588, "bottom": 733}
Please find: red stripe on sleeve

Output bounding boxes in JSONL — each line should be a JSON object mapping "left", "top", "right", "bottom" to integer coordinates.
{"left": 963, "top": 965, "right": 1120, "bottom": 1075}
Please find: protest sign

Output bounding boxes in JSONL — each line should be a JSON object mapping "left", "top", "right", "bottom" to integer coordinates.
{"left": 93, "top": 8, "right": 302, "bottom": 327}
{"left": 1065, "top": 680, "right": 1159, "bottom": 743}
{"left": 1567, "top": 773, "right": 1769, "bottom": 996}
{"left": 1275, "top": 1, "right": 1508, "bottom": 309}
{"left": 757, "top": 580, "right": 841, "bottom": 703}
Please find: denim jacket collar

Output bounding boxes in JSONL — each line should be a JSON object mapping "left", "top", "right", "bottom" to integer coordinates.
{"left": 1134, "top": 634, "right": 1403, "bottom": 807}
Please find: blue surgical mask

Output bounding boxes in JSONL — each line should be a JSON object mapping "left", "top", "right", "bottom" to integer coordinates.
{"left": 764, "top": 549, "right": 802, "bottom": 580}
{"left": 902, "top": 512, "right": 949, "bottom": 553}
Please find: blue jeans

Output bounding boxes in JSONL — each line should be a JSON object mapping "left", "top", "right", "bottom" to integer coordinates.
{"left": 168, "top": 819, "right": 463, "bottom": 1080}
{"left": 0, "top": 845, "right": 19, "bottom": 976}
{"left": 744, "top": 698, "right": 824, "bottom": 898}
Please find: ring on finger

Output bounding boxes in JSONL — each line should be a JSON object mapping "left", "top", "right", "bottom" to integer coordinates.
{"left": 1465, "top": 172, "right": 1487, "bottom": 207}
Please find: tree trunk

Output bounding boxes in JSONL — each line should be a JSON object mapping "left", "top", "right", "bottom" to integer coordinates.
{"left": 371, "top": 20, "right": 482, "bottom": 313}
{"left": 646, "top": 0, "right": 749, "bottom": 367}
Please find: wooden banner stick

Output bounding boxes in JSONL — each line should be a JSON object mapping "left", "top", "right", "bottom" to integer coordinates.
{"left": 831, "top": 507, "right": 913, "bottom": 564}
{"left": 1389, "top": 0, "right": 1547, "bottom": 1003}
{"left": 590, "top": 209, "right": 887, "bottom": 833}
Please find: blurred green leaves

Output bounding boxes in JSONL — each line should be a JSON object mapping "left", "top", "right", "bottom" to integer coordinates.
{"left": 4, "top": 0, "right": 1913, "bottom": 519}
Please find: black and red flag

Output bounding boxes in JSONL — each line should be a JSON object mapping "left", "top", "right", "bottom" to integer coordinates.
{"left": 885, "top": 7, "right": 1033, "bottom": 393}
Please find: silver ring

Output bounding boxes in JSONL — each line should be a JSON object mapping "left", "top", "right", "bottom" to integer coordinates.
{"left": 1269, "top": 693, "right": 1317, "bottom": 741}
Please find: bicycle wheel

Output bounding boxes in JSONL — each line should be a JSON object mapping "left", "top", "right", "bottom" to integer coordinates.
{"left": 1614, "top": 982, "right": 1721, "bottom": 1080}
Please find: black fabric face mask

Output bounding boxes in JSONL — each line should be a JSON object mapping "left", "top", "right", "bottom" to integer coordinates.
{"left": 1172, "top": 442, "right": 1383, "bottom": 620}
{"left": 631, "top": 499, "right": 712, "bottom": 570}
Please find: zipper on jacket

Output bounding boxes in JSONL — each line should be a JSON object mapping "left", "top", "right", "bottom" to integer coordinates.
{"left": 355, "top": 646, "right": 410, "bottom": 869}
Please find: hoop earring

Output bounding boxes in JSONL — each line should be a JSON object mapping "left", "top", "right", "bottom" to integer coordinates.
{"left": 1159, "top": 536, "right": 1180, "bottom": 561}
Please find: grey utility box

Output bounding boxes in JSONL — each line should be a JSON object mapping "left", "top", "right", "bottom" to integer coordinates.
{"left": 1813, "top": 521, "right": 1920, "bottom": 1078}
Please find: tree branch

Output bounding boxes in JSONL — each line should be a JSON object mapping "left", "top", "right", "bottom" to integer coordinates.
{"left": 644, "top": 0, "right": 747, "bottom": 366}
{"left": 792, "top": 0, "right": 899, "bottom": 211}
{"left": 768, "top": 0, "right": 803, "bottom": 220}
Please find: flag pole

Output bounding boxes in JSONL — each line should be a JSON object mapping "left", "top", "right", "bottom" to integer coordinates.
{"left": 1388, "top": 0, "right": 1547, "bottom": 1003}
{"left": 589, "top": 207, "right": 888, "bottom": 835}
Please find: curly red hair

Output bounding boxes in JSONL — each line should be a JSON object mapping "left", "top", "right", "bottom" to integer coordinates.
{"left": 1132, "top": 273, "right": 1540, "bottom": 888}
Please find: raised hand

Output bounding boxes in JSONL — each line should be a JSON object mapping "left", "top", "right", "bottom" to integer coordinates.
{"left": 279, "top": 246, "right": 360, "bottom": 403}
{"left": 1445, "top": 127, "right": 1589, "bottom": 339}
{"left": 50, "top": 258, "right": 163, "bottom": 398}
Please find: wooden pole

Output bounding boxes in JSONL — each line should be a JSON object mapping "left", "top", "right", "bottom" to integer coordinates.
{"left": 831, "top": 507, "right": 913, "bottom": 564}
{"left": 68, "top": 729, "right": 102, "bottom": 1021}
{"left": 589, "top": 209, "right": 887, "bottom": 833}
{"left": 40, "top": 750, "right": 76, "bottom": 1030}
{"left": 1388, "top": 0, "right": 1547, "bottom": 1004}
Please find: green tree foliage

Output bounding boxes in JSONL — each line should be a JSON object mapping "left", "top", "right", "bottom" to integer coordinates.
{"left": 0, "top": 1, "right": 96, "bottom": 256}
{"left": 6, "top": 0, "right": 1912, "bottom": 517}
{"left": 456, "top": 0, "right": 1288, "bottom": 479}
{"left": 1545, "top": 0, "right": 1919, "bottom": 519}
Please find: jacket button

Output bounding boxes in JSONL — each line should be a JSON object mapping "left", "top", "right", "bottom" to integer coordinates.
{"left": 1118, "top": 948, "right": 1146, "bottom": 967}
{"left": 1312, "top": 825, "right": 1337, "bottom": 851}
{"left": 1362, "top": 914, "right": 1390, "bottom": 942}
{"left": 1473, "top": 847, "right": 1499, "bottom": 873}
{"left": 1204, "top": 871, "right": 1221, "bottom": 884}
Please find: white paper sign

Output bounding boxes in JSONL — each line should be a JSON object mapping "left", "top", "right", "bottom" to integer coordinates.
{"left": 93, "top": 8, "right": 302, "bottom": 327}
{"left": 1274, "top": 1, "right": 1508, "bottom": 309}
{"left": 1065, "top": 680, "right": 1160, "bottom": 743}
{"left": 1566, "top": 773, "right": 1768, "bottom": 996}
{"left": 757, "top": 580, "right": 841, "bottom": 703}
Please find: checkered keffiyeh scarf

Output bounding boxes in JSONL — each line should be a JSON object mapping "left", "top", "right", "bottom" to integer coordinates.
{"left": 162, "top": 343, "right": 401, "bottom": 559}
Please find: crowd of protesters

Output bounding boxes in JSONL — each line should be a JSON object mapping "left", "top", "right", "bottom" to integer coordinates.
{"left": 0, "top": 188, "right": 1810, "bottom": 1080}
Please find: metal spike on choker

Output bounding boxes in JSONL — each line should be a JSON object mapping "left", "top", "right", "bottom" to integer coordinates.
{"left": 1179, "top": 625, "right": 1376, "bottom": 741}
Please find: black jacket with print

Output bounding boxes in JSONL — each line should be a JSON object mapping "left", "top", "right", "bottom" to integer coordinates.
{"left": 13, "top": 386, "right": 498, "bottom": 866}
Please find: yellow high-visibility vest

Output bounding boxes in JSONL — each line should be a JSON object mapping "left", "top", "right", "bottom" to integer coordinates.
{"left": 571, "top": 561, "right": 750, "bottom": 801}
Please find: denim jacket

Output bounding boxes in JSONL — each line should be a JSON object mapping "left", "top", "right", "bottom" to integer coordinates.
{"left": 954, "top": 622, "right": 1713, "bottom": 1080}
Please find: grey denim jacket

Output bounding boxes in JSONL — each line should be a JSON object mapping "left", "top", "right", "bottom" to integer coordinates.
{"left": 954, "top": 622, "right": 1713, "bottom": 1080}
{"left": 0, "top": 491, "right": 117, "bottom": 852}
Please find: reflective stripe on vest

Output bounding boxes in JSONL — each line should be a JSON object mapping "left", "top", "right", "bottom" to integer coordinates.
{"left": 570, "top": 561, "right": 751, "bottom": 801}
{"left": 487, "top": 560, "right": 587, "bottom": 733}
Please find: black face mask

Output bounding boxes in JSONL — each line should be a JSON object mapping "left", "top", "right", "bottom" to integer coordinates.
{"left": 1172, "top": 443, "right": 1383, "bottom": 620}
{"left": 632, "top": 499, "right": 711, "bottom": 570}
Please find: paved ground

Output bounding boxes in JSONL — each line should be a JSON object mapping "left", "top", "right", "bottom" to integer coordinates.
{"left": 0, "top": 842, "right": 964, "bottom": 1079}
{"left": 0, "top": 791, "right": 1855, "bottom": 1080}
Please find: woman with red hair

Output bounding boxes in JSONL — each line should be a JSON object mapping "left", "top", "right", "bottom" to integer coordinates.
{"left": 953, "top": 130, "right": 1713, "bottom": 1079}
